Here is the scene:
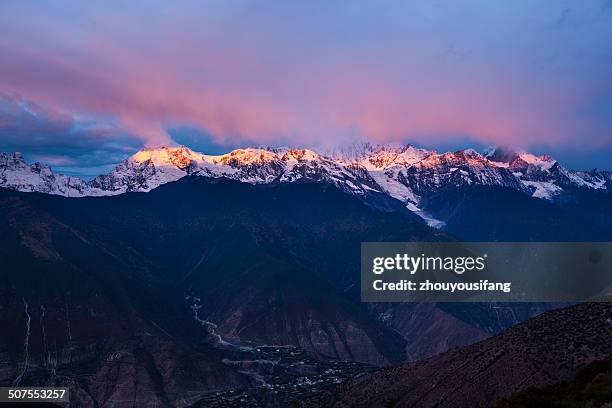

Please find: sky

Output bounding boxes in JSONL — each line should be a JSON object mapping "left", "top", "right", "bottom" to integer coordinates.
{"left": 0, "top": 0, "right": 611, "bottom": 176}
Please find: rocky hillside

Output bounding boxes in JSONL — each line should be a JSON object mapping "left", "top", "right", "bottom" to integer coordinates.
{"left": 298, "top": 302, "right": 612, "bottom": 408}
{"left": 496, "top": 358, "right": 612, "bottom": 407}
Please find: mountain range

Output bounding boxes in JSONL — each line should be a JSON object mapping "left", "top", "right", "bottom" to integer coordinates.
{"left": 1, "top": 143, "right": 611, "bottom": 407}
{"left": 1, "top": 144, "right": 610, "bottom": 228}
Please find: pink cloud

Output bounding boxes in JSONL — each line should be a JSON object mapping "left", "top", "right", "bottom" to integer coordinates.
{"left": 0, "top": 1, "right": 610, "bottom": 152}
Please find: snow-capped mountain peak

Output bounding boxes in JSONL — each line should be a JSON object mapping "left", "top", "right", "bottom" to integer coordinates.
{"left": 281, "top": 148, "right": 321, "bottom": 162}
{"left": 328, "top": 142, "right": 432, "bottom": 170}
{"left": 0, "top": 152, "right": 107, "bottom": 197}
{"left": 217, "top": 148, "right": 280, "bottom": 167}
{"left": 485, "top": 146, "right": 556, "bottom": 170}
{"left": 130, "top": 145, "right": 203, "bottom": 168}
{"left": 483, "top": 146, "right": 611, "bottom": 198}
{"left": 362, "top": 145, "right": 431, "bottom": 170}
{"left": 89, "top": 146, "right": 212, "bottom": 194}
{"left": 513, "top": 152, "right": 556, "bottom": 171}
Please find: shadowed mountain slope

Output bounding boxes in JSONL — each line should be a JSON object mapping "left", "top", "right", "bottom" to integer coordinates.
{"left": 298, "top": 302, "right": 612, "bottom": 408}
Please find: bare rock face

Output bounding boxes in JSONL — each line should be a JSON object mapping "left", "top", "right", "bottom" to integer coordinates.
{"left": 301, "top": 303, "right": 612, "bottom": 408}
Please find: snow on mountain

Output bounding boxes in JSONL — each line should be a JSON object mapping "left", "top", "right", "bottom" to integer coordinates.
{"left": 0, "top": 152, "right": 110, "bottom": 197}
{"left": 89, "top": 146, "right": 207, "bottom": 193}
{"left": 88, "top": 146, "right": 381, "bottom": 197}
{"left": 1, "top": 144, "right": 610, "bottom": 228}
{"left": 327, "top": 142, "right": 431, "bottom": 170}
{"left": 397, "top": 149, "right": 529, "bottom": 196}
{"left": 485, "top": 146, "right": 610, "bottom": 199}
{"left": 521, "top": 180, "right": 563, "bottom": 199}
